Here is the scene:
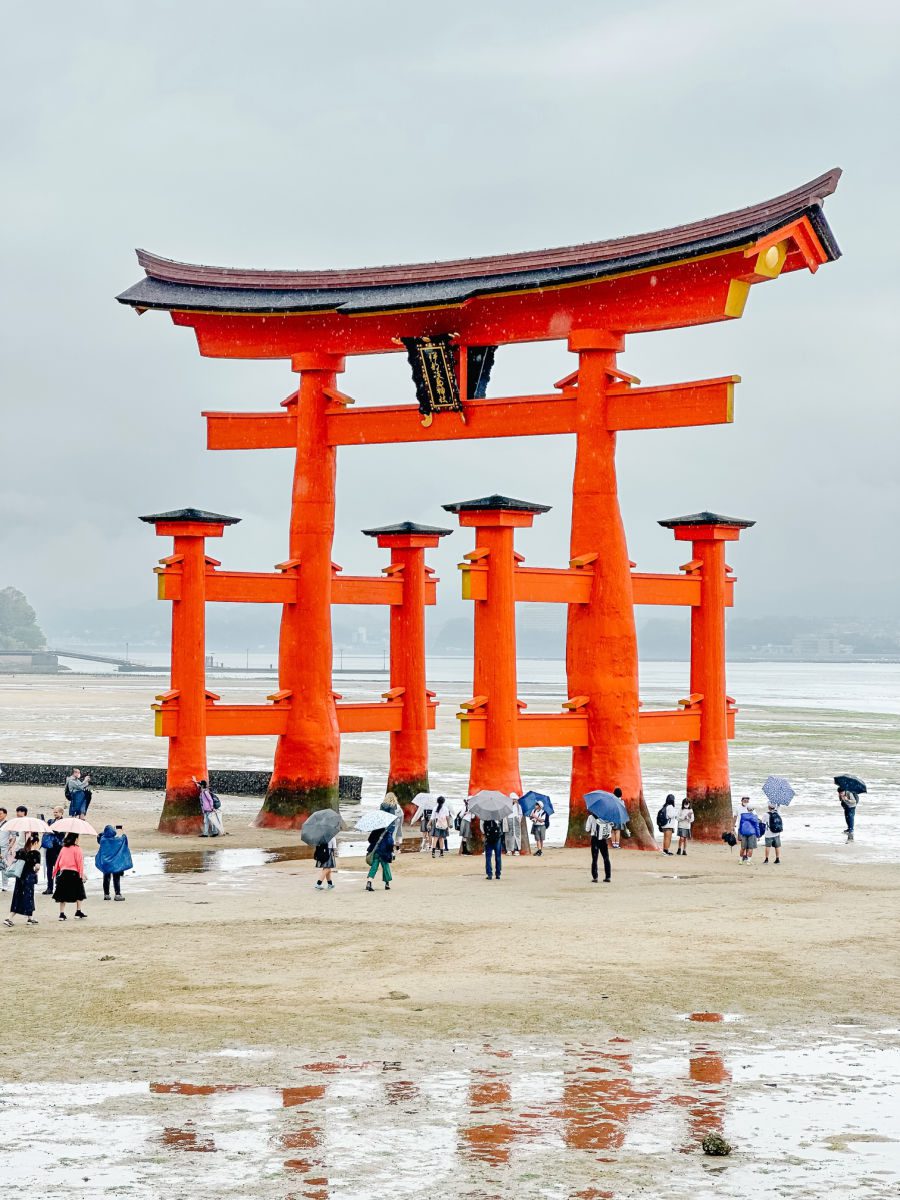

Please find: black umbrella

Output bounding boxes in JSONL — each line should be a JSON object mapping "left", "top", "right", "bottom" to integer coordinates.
{"left": 834, "top": 774, "right": 867, "bottom": 794}
{"left": 300, "top": 809, "right": 343, "bottom": 846}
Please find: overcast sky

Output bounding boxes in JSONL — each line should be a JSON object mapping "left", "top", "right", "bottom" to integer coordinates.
{"left": 1, "top": 0, "right": 898, "bottom": 634}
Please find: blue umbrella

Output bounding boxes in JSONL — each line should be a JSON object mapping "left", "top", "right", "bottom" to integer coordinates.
{"left": 584, "top": 790, "right": 629, "bottom": 827}
{"left": 762, "top": 776, "right": 795, "bottom": 807}
{"left": 519, "top": 791, "right": 554, "bottom": 817}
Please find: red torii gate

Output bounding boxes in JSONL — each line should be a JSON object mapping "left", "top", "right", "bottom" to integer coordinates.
{"left": 121, "top": 169, "right": 841, "bottom": 841}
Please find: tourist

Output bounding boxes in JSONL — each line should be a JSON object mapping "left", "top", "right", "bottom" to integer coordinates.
{"left": 418, "top": 798, "right": 434, "bottom": 852}
{"left": 837, "top": 787, "right": 858, "bottom": 841}
{"left": 365, "top": 823, "right": 395, "bottom": 892}
{"left": 431, "top": 796, "right": 451, "bottom": 858}
{"left": 95, "top": 824, "right": 133, "bottom": 900}
{"left": 734, "top": 797, "right": 762, "bottom": 864}
{"left": 4, "top": 833, "right": 41, "bottom": 927}
{"left": 483, "top": 816, "right": 503, "bottom": 880}
{"left": 65, "top": 768, "right": 91, "bottom": 818}
{"left": 586, "top": 812, "right": 611, "bottom": 883}
{"left": 676, "top": 798, "right": 694, "bottom": 856}
{"left": 763, "top": 801, "right": 784, "bottom": 864}
{"left": 381, "top": 793, "right": 403, "bottom": 848}
{"left": 505, "top": 794, "right": 523, "bottom": 855}
{"left": 530, "top": 799, "right": 548, "bottom": 856}
{"left": 195, "top": 779, "right": 220, "bottom": 837}
{"left": 458, "top": 799, "right": 474, "bottom": 855}
{"left": 660, "top": 793, "right": 678, "bottom": 855}
{"left": 0, "top": 808, "right": 11, "bottom": 892}
{"left": 53, "top": 832, "right": 88, "bottom": 919}
{"left": 41, "top": 806, "right": 65, "bottom": 894}
{"left": 610, "top": 788, "right": 623, "bottom": 849}
{"left": 314, "top": 837, "right": 336, "bottom": 889}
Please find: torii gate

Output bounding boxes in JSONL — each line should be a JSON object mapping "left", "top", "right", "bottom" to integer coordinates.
{"left": 120, "top": 169, "right": 841, "bottom": 842}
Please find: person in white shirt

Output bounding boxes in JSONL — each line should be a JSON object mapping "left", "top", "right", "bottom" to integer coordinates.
{"left": 314, "top": 837, "right": 337, "bottom": 889}
{"left": 586, "top": 813, "right": 612, "bottom": 882}
{"left": 676, "top": 799, "right": 694, "bottom": 856}
{"left": 661, "top": 794, "right": 678, "bottom": 855}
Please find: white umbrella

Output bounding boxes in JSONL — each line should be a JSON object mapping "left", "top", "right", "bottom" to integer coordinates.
{"left": 2, "top": 817, "right": 50, "bottom": 834}
{"left": 467, "top": 790, "right": 514, "bottom": 821}
{"left": 50, "top": 817, "right": 97, "bottom": 836}
{"left": 355, "top": 810, "right": 399, "bottom": 833}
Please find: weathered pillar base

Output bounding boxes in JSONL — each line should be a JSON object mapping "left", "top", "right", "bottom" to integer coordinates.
{"left": 387, "top": 774, "right": 430, "bottom": 821}
{"left": 687, "top": 785, "right": 733, "bottom": 842}
{"left": 255, "top": 780, "right": 340, "bottom": 829}
{"left": 158, "top": 786, "right": 204, "bottom": 836}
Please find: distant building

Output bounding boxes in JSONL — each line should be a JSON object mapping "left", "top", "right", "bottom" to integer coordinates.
{"left": 791, "top": 635, "right": 852, "bottom": 659}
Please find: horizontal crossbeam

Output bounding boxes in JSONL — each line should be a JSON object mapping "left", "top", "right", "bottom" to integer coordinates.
{"left": 204, "top": 376, "right": 737, "bottom": 452}
{"left": 155, "top": 566, "right": 435, "bottom": 605}
{"left": 457, "top": 705, "right": 735, "bottom": 749}
{"left": 458, "top": 563, "right": 732, "bottom": 606}
{"left": 154, "top": 697, "right": 437, "bottom": 737}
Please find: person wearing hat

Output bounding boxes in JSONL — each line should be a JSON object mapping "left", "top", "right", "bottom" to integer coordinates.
{"left": 763, "top": 801, "right": 784, "bottom": 864}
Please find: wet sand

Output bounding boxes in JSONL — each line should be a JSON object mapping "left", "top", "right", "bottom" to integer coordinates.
{"left": 3, "top": 789, "right": 900, "bottom": 1195}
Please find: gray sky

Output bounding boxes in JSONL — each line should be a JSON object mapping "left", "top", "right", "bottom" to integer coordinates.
{"left": 1, "top": 0, "right": 898, "bottom": 632}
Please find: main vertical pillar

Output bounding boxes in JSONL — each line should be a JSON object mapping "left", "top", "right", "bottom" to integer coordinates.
{"left": 660, "top": 513, "right": 753, "bottom": 839}
{"left": 258, "top": 353, "right": 345, "bottom": 828}
{"left": 566, "top": 331, "right": 654, "bottom": 848}
{"left": 444, "top": 495, "right": 549, "bottom": 798}
{"left": 362, "top": 521, "right": 451, "bottom": 813}
{"left": 140, "top": 508, "right": 237, "bottom": 834}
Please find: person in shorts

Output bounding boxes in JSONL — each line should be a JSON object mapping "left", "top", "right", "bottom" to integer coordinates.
{"left": 734, "top": 796, "right": 762, "bottom": 863}
{"left": 763, "top": 801, "right": 783, "bottom": 864}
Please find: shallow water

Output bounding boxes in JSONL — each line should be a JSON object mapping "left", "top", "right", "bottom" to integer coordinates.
{"left": 3, "top": 1027, "right": 898, "bottom": 1198}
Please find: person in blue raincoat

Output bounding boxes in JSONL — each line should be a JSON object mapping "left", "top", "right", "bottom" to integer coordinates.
{"left": 95, "top": 824, "right": 133, "bottom": 901}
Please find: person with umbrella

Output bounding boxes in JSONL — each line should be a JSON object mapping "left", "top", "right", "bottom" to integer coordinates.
{"left": 584, "top": 791, "right": 628, "bottom": 882}
{"left": 53, "top": 832, "right": 89, "bottom": 919}
{"left": 530, "top": 799, "right": 548, "bottom": 856}
{"left": 835, "top": 775, "right": 865, "bottom": 842}
{"left": 356, "top": 810, "right": 395, "bottom": 892}
{"left": 301, "top": 809, "right": 342, "bottom": 890}
{"left": 610, "top": 788, "right": 624, "bottom": 849}
{"left": 4, "top": 831, "right": 42, "bottom": 927}
{"left": 41, "top": 806, "right": 66, "bottom": 895}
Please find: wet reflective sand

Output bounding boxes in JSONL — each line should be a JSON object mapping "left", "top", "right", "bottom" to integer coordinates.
{"left": 3, "top": 1030, "right": 898, "bottom": 1198}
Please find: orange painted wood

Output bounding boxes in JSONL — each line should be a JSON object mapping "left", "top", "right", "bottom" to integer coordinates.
{"left": 632, "top": 573, "right": 703, "bottom": 607}
{"left": 637, "top": 709, "right": 701, "bottom": 744}
{"left": 204, "top": 410, "right": 295, "bottom": 450}
{"left": 514, "top": 566, "right": 593, "bottom": 604}
{"left": 325, "top": 394, "right": 578, "bottom": 446}
{"left": 205, "top": 570, "right": 296, "bottom": 604}
{"left": 331, "top": 575, "right": 405, "bottom": 605}
{"left": 457, "top": 707, "right": 732, "bottom": 750}
{"left": 172, "top": 246, "right": 781, "bottom": 360}
{"left": 605, "top": 376, "right": 737, "bottom": 432}
{"left": 336, "top": 699, "right": 436, "bottom": 734}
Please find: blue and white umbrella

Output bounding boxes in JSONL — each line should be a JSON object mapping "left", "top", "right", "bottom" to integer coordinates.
{"left": 355, "top": 809, "right": 399, "bottom": 833}
{"left": 762, "top": 776, "right": 795, "bottom": 807}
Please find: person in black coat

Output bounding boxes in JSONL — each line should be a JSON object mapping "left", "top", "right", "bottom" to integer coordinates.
{"left": 5, "top": 833, "right": 41, "bottom": 926}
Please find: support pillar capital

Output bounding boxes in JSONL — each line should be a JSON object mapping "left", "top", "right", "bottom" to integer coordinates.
{"left": 290, "top": 352, "right": 346, "bottom": 374}
{"left": 567, "top": 329, "right": 625, "bottom": 353}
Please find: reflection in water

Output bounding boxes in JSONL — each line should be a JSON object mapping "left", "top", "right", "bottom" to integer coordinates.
{"left": 561, "top": 1045, "right": 658, "bottom": 1155}
{"left": 7, "top": 1033, "right": 899, "bottom": 1197}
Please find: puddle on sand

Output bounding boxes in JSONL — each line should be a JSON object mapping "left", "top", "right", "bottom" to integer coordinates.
{"left": 2, "top": 1032, "right": 899, "bottom": 1198}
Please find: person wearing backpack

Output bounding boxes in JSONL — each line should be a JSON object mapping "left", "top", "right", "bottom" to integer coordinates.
{"left": 657, "top": 794, "right": 677, "bottom": 855}
{"left": 365, "top": 824, "right": 395, "bottom": 892}
{"left": 483, "top": 817, "right": 504, "bottom": 880}
{"left": 763, "top": 802, "right": 784, "bottom": 864}
{"left": 734, "top": 797, "right": 763, "bottom": 863}
{"left": 194, "top": 779, "right": 221, "bottom": 837}
{"left": 585, "top": 813, "right": 612, "bottom": 882}
{"left": 65, "top": 768, "right": 91, "bottom": 818}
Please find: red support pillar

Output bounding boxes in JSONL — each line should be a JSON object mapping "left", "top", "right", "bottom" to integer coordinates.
{"left": 140, "top": 507, "right": 238, "bottom": 834}
{"left": 566, "top": 331, "right": 654, "bottom": 848}
{"left": 660, "top": 512, "right": 754, "bottom": 840}
{"left": 444, "top": 495, "right": 549, "bottom": 798}
{"left": 258, "top": 353, "right": 345, "bottom": 828}
{"left": 362, "top": 521, "right": 451, "bottom": 814}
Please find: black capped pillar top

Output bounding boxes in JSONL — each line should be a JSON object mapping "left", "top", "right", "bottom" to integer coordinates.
{"left": 139, "top": 507, "right": 241, "bottom": 526}
{"left": 658, "top": 511, "right": 754, "bottom": 529}
{"left": 361, "top": 521, "right": 453, "bottom": 538}
{"left": 442, "top": 494, "right": 551, "bottom": 515}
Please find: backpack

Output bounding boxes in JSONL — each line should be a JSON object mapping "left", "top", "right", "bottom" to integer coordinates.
{"left": 483, "top": 819, "right": 501, "bottom": 843}
{"left": 769, "top": 810, "right": 783, "bottom": 835}
{"left": 63, "top": 782, "right": 72, "bottom": 800}
{"left": 211, "top": 793, "right": 221, "bottom": 810}
{"left": 738, "top": 811, "right": 760, "bottom": 838}
{"left": 656, "top": 804, "right": 669, "bottom": 832}
{"left": 453, "top": 812, "right": 462, "bottom": 832}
